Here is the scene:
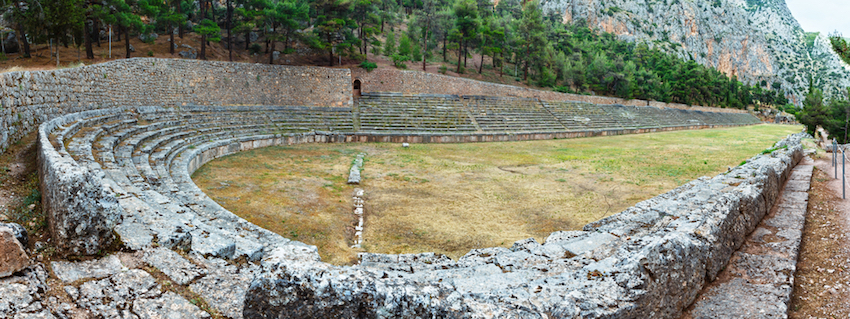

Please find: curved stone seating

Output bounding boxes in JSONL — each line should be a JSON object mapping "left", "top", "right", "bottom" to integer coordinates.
{"left": 356, "top": 94, "right": 760, "bottom": 135}
{"left": 36, "top": 99, "right": 802, "bottom": 318}
{"left": 358, "top": 93, "right": 477, "bottom": 132}
{"left": 464, "top": 95, "right": 566, "bottom": 132}
{"left": 39, "top": 105, "right": 359, "bottom": 317}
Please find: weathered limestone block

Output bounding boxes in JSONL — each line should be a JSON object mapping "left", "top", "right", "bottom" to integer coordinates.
{"left": 0, "top": 265, "right": 49, "bottom": 317}
{"left": 143, "top": 247, "right": 205, "bottom": 285}
{"left": 39, "top": 154, "right": 121, "bottom": 256}
{"left": 0, "top": 226, "right": 29, "bottom": 278}
{"left": 37, "top": 111, "right": 123, "bottom": 256}
{"left": 1, "top": 222, "right": 28, "bottom": 248}
{"left": 51, "top": 255, "right": 126, "bottom": 283}
{"left": 133, "top": 291, "right": 211, "bottom": 319}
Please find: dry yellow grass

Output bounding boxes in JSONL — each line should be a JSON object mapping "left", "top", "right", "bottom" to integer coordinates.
{"left": 192, "top": 124, "right": 802, "bottom": 264}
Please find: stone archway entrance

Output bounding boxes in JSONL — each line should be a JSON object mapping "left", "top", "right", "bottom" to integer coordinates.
{"left": 353, "top": 79, "right": 362, "bottom": 98}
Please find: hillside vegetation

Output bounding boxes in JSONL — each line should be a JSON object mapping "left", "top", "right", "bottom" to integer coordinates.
{"left": 1, "top": 0, "right": 791, "bottom": 110}
{"left": 829, "top": 32, "right": 850, "bottom": 66}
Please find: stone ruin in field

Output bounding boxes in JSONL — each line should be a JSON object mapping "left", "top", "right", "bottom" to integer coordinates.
{"left": 0, "top": 58, "right": 808, "bottom": 318}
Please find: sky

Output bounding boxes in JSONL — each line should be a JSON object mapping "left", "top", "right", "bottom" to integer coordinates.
{"left": 785, "top": 0, "right": 850, "bottom": 36}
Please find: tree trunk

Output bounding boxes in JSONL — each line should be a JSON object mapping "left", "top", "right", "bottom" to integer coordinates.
{"left": 94, "top": 19, "right": 101, "bottom": 47}
{"left": 422, "top": 29, "right": 427, "bottom": 71}
{"left": 523, "top": 44, "right": 529, "bottom": 80}
{"left": 478, "top": 37, "right": 485, "bottom": 74}
{"left": 177, "top": 0, "right": 184, "bottom": 39}
{"left": 170, "top": 26, "right": 175, "bottom": 54}
{"left": 456, "top": 38, "right": 463, "bottom": 73}
{"left": 85, "top": 18, "right": 94, "bottom": 59}
{"left": 479, "top": 53, "right": 484, "bottom": 74}
{"left": 499, "top": 52, "right": 503, "bottom": 78}
{"left": 268, "top": 24, "right": 275, "bottom": 64}
{"left": 442, "top": 33, "right": 446, "bottom": 62}
{"left": 124, "top": 25, "right": 131, "bottom": 58}
{"left": 16, "top": 22, "right": 30, "bottom": 58}
{"left": 227, "top": 0, "right": 232, "bottom": 61}
{"left": 328, "top": 33, "right": 334, "bottom": 67}
{"left": 200, "top": 0, "right": 206, "bottom": 60}
{"left": 463, "top": 41, "right": 467, "bottom": 67}
{"left": 246, "top": 31, "right": 251, "bottom": 50}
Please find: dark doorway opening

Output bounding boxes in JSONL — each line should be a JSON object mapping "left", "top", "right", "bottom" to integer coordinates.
{"left": 353, "top": 79, "right": 362, "bottom": 98}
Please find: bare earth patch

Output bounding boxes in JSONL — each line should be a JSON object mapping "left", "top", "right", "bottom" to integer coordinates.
{"left": 0, "top": 131, "right": 46, "bottom": 249}
{"left": 192, "top": 124, "right": 801, "bottom": 264}
{"left": 788, "top": 158, "right": 850, "bottom": 318}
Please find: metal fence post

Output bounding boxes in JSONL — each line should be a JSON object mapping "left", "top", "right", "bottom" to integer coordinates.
{"left": 842, "top": 150, "right": 845, "bottom": 199}
{"left": 835, "top": 140, "right": 838, "bottom": 178}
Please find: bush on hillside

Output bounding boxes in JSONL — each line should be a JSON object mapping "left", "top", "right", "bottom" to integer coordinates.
{"left": 360, "top": 61, "right": 378, "bottom": 72}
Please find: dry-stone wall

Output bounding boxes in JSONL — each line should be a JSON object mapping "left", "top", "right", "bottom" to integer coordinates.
{"left": 1, "top": 58, "right": 352, "bottom": 153}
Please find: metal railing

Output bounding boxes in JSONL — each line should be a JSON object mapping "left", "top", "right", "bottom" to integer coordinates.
{"left": 833, "top": 138, "right": 846, "bottom": 199}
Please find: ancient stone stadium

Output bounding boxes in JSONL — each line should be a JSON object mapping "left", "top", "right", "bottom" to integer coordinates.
{"left": 0, "top": 58, "right": 812, "bottom": 318}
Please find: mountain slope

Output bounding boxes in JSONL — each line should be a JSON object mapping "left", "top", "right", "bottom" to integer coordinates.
{"left": 540, "top": 0, "right": 850, "bottom": 105}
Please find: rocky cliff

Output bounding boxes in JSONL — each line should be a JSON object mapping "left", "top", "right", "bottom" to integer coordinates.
{"left": 540, "top": 0, "right": 850, "bottom": 105}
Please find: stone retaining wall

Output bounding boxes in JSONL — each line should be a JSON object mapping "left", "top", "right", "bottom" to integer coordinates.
{"left": 1, "top": 58, "right": 352, "bottom": 153}
{"left": 352, "top": 68, "right": 748, "bottom": 114}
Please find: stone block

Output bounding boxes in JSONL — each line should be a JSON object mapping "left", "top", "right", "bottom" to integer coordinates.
{"left": 51, "top": 255, "right": 125, "bottom": 283}
{"left": 0, "top": 226, "right": 28, "bottom": 278}
{"left": 143, "top": 247, "right": 205, "bottom": 285}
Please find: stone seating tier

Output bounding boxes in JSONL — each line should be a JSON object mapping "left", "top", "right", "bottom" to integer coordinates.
{"left": 36, "top": 94, "right": 767, "bottom": 318}
{"left": 356, "top": 93, "right": 759, "bottom": 134}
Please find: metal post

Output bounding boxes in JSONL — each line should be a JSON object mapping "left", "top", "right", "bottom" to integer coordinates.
{"left": 842, "top": 150, "right": 845, "bottom": 199}
{"left": 835, "top": 141, "right": 838, "bottom": 178}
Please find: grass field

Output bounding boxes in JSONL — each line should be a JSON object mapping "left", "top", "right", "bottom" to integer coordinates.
{"left": 191, "top": 124, "right": 802, "bottom": 264}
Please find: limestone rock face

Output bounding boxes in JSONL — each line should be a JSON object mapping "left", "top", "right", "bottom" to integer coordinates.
{"left": 0, "top": 226, "right": 29, "bottom": 278}
{"left": 539, "top": 0, "right": 850, "bottom": 104}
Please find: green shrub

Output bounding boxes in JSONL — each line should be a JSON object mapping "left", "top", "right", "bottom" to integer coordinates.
{"left": 439, "top": 65, "right": 447, "bottom": 74}
{"left": 360, "top": 61, "right": 378, "bottom": 72}
{"left": 384, "top": 32, "right": 396, "bottom": 57}
{"left": 411, "top": 44, "right": 422, "bottom": 62}
{"left": 554, "top": 86, "right": 573, "bottom": 93}
{"left": 392, "top": 54, "right": 409, "bottom": 69}
{"left": 249, "top": 43, "right": 262, "bottom": 55}
{"left": 398, "top": 35, "right": 412, "bottom": 57}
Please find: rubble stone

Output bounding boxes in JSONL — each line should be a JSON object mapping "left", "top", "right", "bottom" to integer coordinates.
{"left": 0, "top": 226, "right": 28, "bottom": 278}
